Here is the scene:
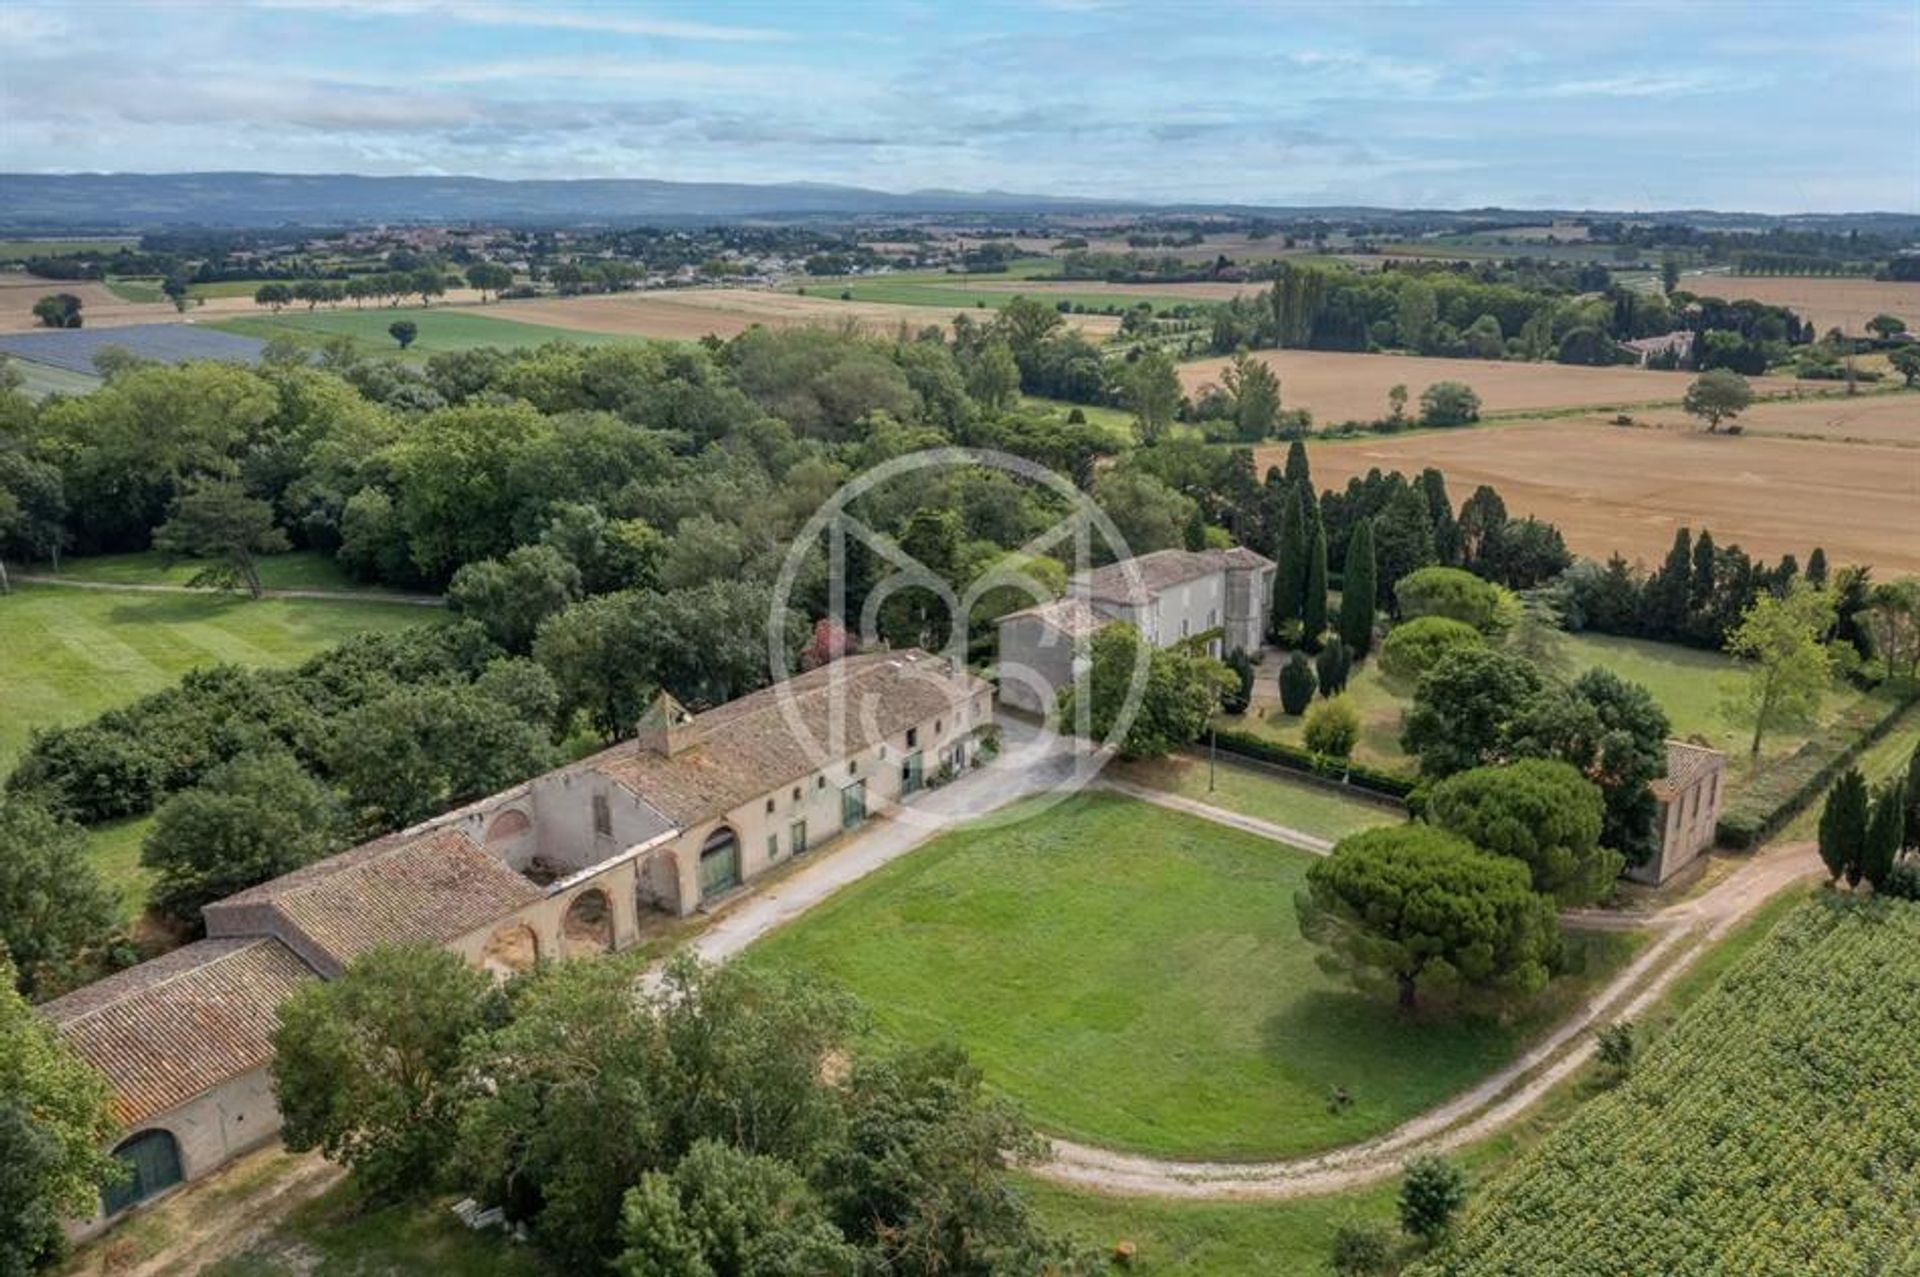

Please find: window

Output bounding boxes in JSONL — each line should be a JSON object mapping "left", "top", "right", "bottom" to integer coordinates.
{"left": 1209, "top": 608, "right": 1217, "bottom": 627}
{"left": 792, "top": 785, "right": 801, "bottom": 802}
{"left": 1181, "top": 617, "right": 1190, "bottom": 637}
{"left": 906, "top": 726, "right": 918, "bottom": 748}
{"left": 790, "top": 820, "right": 808, "bottom": 854}
{"left": 765, "top": 797, "right": 775, "bottom": 814}
{"left": 936, "top": 718, "right": 944, "bottom": 733}
{"left": 767, "top": 833, "right": 780, "bottom": 860}
{"left": 592, "top": 794, "right": 611, "bottom": 838}
{"left": 848, "top": 760, "right": 858, "bottom": 776}
{"left": 816, "top": 776, "right": 825, "bottom": 790}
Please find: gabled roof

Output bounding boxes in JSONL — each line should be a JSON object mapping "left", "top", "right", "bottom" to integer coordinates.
{"left": 1650, "top": 739, "right": 1725, "bottom": 801}
{"left": 592, "top": 650, "right": 988, "bottom": 828}
{"left": 1072, "top": 547, "right": 1273, "bottom": 605}
{"left": 41, "top": 938, "right": 317, "bottom": 1126}
{"left": 996, "top": 597, "right": 1108, "bottom": 638}
{"left": 204, "top": 827, "right": 543, "bottom": 972}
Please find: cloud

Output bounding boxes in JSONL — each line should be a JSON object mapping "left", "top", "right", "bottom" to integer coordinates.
{"left": 255, "top": 0, "right": 790, "bottom": 42}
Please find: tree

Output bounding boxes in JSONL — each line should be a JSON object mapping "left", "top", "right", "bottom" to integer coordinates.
{"left": 1818, "top": 768, "right": 1872, "bottom": 886}
{"left": 1296, "top": 825, "right": 1559, "bottom": 1010}
{"left": 1302, "top": 515, "right": 1329, "bottom": 646}
{"left": 1222, "top": 352, "right": 1281, "bottom": 440}
{"left": 1857, "top": 578, "right": 1920, "bottom": 680}
{"left": 1906, "top": 743, "right": 1920, "bottom": 852}
{"left": 273, "top": 944, "right": 495, "bottom": 1198}
{"left": 1091, "top": 468, "right": 1195, "bottom": 559}
{"left": 151, "top": 478, "right": 289, "bottom": 599}
{"left": 1279, "top": 651, "right": 1317, "bottom": 715}
{"left": 1889, "top": 346, "right": 1920, "bottom": 388}
{"left": 964, "top": 340, "right": 1020, "bottom": 412}
{"left": 1509, "top": 668, "right": 1671, "bottom": 862}
{"left": 1121, "top": 349, "right": 1181, "bottom": 444}
{"left": 1863, "top": 780, "right": 1905, "bottom": 891}
{"left": 447, "top": 544, "right": 584, "bottom": 654}
{"left": 32, "top": 293, "right": 83, "bottom": 328}
{"left": 618, "top": 1140, "right": 858, "bottom": 1277}
{"left": 1426, "top": 759, "right": 1621, "bottom": 905}
{"left": 1058, "top": 623, "right": 1233, "bottom": 759}
{"left": 1720, "top": 584, "right": 1836, "bottom": 757}
{"left": 1866, "top": 313, "right": 1908, "bottom": 340}
{"left": 1373, "top": 485, "right": 1436, "bottom": 596}
{"left": 464, "top": 262, "right": 513, "bottom": 301}
{"left": 1271, "top": 484, "right": 1308, "bottom": 638}
{"left": 1339, "top": 518, "right": 1378, "bottom": 658}
{"left": 1303, "top": 696, "right": 1359, "bottom": 758}
{"left": 1399, "top": 1155, "right": 1469, "bottom": 1243}
{"left": 1681, "top": 369, "right": 1753, "bottom": 432}
{"left": 1418, "top": 381, "right": 1480, "bottom": 427}
{"left": 1660, "top": 255, "right": 1682, "bottom": 295}
{"left": 1395, "top": 566, "right": 1514, "bottom": 635}
{"left": 1386, "top": 383, "right": 1408, "bottom": 424}
{"left": 1378, "top": 615, "right": 1485, "bottom": 686}
{"left": 1315, "top": 635, "right": 1351, "bottom": 696}
{"left": 411, "top": 268, "right": 448, "bottom": 306}
{"left": 253, "top": 283, "right": 294, "bottom": 312}
{"left": 1396, "top": 281, "right": 1436, "bottom": 351}
{"left": 1222, "top": 648, "right": 1255, "bottom": 715}
{"left": 389, "top": 319, "right": 418, "bottom": 349}
{"left": 0, "top": 800, "right": 117, "bottom": 999}
{"left": 1402, "top": 647, "right": 1543, "bottom": 777}
{"left": 141, "top": 751, "right": 347, "bottom": 926}
{"left": 0, "top": 956, "right": 123, "bottom": 1273}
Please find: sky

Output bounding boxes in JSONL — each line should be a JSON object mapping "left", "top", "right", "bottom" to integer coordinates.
{"left": 2, "top": 0, "right": 1916, "bottom": 213}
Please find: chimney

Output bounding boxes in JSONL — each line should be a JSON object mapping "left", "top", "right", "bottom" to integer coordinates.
{"left": 636, "top": 690, "right": 697, "bottom": 757}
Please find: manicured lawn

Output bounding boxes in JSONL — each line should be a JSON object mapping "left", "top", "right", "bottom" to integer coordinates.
{"left": 1219, "top": 652, "right": 1412, "bottom": 774}
{"left": 0, "top": 582, "right": 431, "bottom": 771}
{"left": 1113, "top": 753, "right": 1403, "bottom": 843}
{"left": 30, "top": 549, "right": 403, "bottom": 593}
{"left": 750, "top": 793, "right": 1642, "bottom": 1160}
{"left": 209, "top": 306, "right": 626, "bottom": 356}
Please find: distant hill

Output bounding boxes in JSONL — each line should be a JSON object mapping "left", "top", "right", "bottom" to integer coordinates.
{"left": 0, "top": 172, "right": 1135, "bottom": 229}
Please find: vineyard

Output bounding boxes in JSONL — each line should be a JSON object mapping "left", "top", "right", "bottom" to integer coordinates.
{"left": 1414, "top": 896, "right": 1920, "bottom": 1277}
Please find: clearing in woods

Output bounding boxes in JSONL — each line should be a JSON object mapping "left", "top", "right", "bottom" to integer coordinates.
{"left": 1178, "top": 347, "right": 1806, "bottom": 422}
{"left": 1265, "top": 420, "right": 1920, "bottom": 574}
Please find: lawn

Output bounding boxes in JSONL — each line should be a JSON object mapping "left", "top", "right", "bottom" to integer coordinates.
{"left": 209, "top": 306, "right": 626, "bottom": 356}
{"left": 0, "top": 582, "right": 432, "bottom": 771}
{"left": 1112, "top": 753, "right": 1403, "bottom": 843}
{"left": 30, "top": 548, "right": 408, "bottom": 593}
{"left": 1223, "top": 630, "right": 1859, "bottom": 793}
{"left": 749, "top": 792, "right": 1641, "bottom": 1160}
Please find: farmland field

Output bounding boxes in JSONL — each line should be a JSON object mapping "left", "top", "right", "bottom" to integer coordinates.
{"left": 1587, "top": 389, "right": 1920, "bottom": 446}
{"left": 210, "top": 305, "right": 626, "bottom": 355}
{"left": 1413, "top": 897, "right": 1920, "bottom": 1277}
{"left": 1268, "top": 420, "right": 1920, "bottom": 574}
{"left": 807, "top": 273, "right": 1220, "bottom": 313}
{"left": 1180, "top": 347, "right": 1805, "bottom": 422}
{"left": 749, "top": 792, "right": 1640, "bottom": 1161}
{"left": 0, "top": 321, "right": 264, "bottom": 373}
{"left": 0, "top": 237, "right": 138, "bottom": 261}
{"left": 492, "top": 287, "right": 1122, "bottom": 339}
{"left": 1691, "top": 274, "right": 1920, "bottom": 335}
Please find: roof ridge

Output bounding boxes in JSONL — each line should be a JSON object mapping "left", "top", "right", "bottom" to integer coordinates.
{"left": 47, "top": 938, "right": 292, "bottom": 1027}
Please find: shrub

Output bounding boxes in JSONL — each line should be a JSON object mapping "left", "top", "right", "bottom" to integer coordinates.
{"left": 1399, "top": 1155, "right": 1469, "bottom": 1242}
{"left": 1378, "top": 615, "right": 1485, "bottom": 685}
{"left": 1278, "top": 651, "right": 1317, "bottom": 716}
{"left": 1212, "top": 728, "right": 1414, "bottom": 799}
{"left": 1419, "top": 381, "right": 1481, "bottom": 427}
{"left": 1303, "top": 696, "right": 1361, "bottom": 759}
{"left": 1330, "top": 1223, "right": 1393, "bottom": 1276}
{"left": 1395, "top": 566, "right": 1516, "bottom": 634}
{"left": 1882, "top": 857, "right": 1920, "bottom": 901}
{"left": 1316, "top": 636, "right": 1352, "bottom": 696}
{"left": 1221, "top": 648, "right": 1255, "bottom": 715}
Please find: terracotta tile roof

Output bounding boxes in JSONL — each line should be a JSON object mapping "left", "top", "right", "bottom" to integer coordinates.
{"left": 592, "top": 650, "right": 988, "bottom": 828}
{"left": 1073, "top": 547, "right": 1273, "bottom": 605}
{"left": 996, "top": 597, "right": 1108, "bottom": 638}
{"left": 40, "top": 938, "right": 317, "bottom": 1127}
{"left": 204, "top": 827, "right": 543, "bottom": 971}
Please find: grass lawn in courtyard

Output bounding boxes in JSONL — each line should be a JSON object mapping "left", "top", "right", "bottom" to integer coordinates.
{"left": 210, "top": 306, "right": 626, "bottom": 356}
{"left": 1112, "top": 752, "right": 1403, "bottom": 843}
{"left": 749, "top": 792, "right": 1642, "bottom": 1161}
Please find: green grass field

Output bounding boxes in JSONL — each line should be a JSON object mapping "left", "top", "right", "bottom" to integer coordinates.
{"left": 750, "top": 792, "right": 1640, "bottom": 1160}
{"left": 0, "top": 237, "right": 137, "bottom": 262}
{"left": 104, "top": 275, "right": 166, "bottom": 302}
{"left": 30, "top": 548, "right": 410, "bottom": 593}
{"left": 5, "top": 358, "right": 103, "bottom": 399}
{"left": 209, "top": 306, "right": 624, "bottom": 356}
{"left": 1113, "top": 753, "right": 1403, "bottom": 842}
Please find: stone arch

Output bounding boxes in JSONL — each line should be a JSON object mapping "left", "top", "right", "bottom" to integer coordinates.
{"left": 697, "top": 824, "right": 741, "bottom": 902}
{"left": 483, "top": 807, "right": 532, "bottom": 848}
{"left": 561, "top": 887, "right": 614, "bottom": 958}
{"left": 103, "top": 1128, "right": 184, "bottom": 1216}
{"left": 481, "top": 920, "right": 541, "bottom": 976}
{"left": 637, "top": 847, "right": 683, "bottom": 917}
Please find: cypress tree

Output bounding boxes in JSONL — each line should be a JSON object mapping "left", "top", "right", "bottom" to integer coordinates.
{"left": 1283, "top": 438, "right": 1312, "bottom": 492}
{"left": 1864, "top": 781, "right": 1906, "bottom": 890}
{"left": 1904, "top": 743, "right": 1920, "bottom": 851}
{"left": 1650, "top": 527, "right": 1693, "bottom": 638}
{"left": 1271, "top": 484, "right": 1307, "bottom": 639}
{"left": 1373, "top": 484, "right": 1435, "bottom": 598}
{"left": 1279, "top": 650, "right": 1317, "bottom": 715}
{"left": 1339, "top": 518, "right": 1378, "bottom": 658}
{"left": 1689, "top": 528, "right": 1717, "bottom": 612}
{"left": 1806, "top": 546, "right": 1829, "bottom": 589}
{"left": 1302, "top": 514, "right": 1329, "bottom": 647}
{"left": 1819, "top": 768, "right": 1871, "bottom": 887}
{"left": 1316, "top": 635, "right": 1350, "bottom": 695}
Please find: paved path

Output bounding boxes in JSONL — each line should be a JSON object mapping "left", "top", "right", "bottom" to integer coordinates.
{"left": 1096, "top": 777, "right": 1334, "bottom": 853}
{"left": 5, "top": 571, "right": 444, "bottom": 607}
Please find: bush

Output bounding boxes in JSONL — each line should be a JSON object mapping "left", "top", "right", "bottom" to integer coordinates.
{"left": 1316, "top": 636, "right": 1352, "bottom": 696}
{"left": 1330, "top": 1222, "right": 1393, "bottom": 1275}
{"left": 1303, "top": 696, "right": 1361, "bottom": 759}
{"left": 1399, "top": 1155, "right": 1469, "bottom": 1242}
{"left": 1379, "top": 615, "right": 1486, "bottom": 685}
{"left": 1221, "top": 649, "right": 1255, "bottom": 715}
{"left": 1395, "top": 566, "right": 1516, "bottom": 634}
{"left": 1882, "top": 857, "right": 1920, "bottom": 901}
{"left": 1419, "top": 381, "right": 1481, "bottom": 427}
{"left": 1278, "top": 651, "right": 1317, "bottom": 715}
{"left": 1213, "top": 728, "right": 1414, "bottom": 798}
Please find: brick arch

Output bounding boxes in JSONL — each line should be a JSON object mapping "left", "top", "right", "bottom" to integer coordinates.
{"left": 561, "top": 887, "right": 614, "bottom": 958}
{"left": 483, "top": 807, "right": 532, "bottom": 848}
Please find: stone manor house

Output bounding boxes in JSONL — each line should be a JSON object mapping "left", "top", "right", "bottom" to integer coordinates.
{"left": 43, "top": 650, "right": 992, "bottom": 1232}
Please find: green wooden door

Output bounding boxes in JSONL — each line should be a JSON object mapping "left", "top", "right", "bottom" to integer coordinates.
{"left": 103, "top": 1129, "right": 183, "bottom": 1216}
{"left": 901, "top": 751, "right": 924, "bottom": 795}
{"left": 698, "top": 833, "right": 740, "bottom": 899}
{"left": 841, "top": 780, "right": 867, "bottom": 830}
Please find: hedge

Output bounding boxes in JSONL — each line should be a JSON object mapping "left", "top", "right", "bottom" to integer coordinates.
{"left": 1212, "top": 727, "right": 1416, "bottom": 801}
{"left": 1716, "top": 685, "right": 1920, "bottom": 850}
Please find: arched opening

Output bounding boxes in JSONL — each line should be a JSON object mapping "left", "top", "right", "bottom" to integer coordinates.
{"left": 698, "top": 825, "right": 741, "bottom": 901}
{"left": 637, "top": 848, "right": 683, "bottom": 917}
{"left": 483, "top": 808, "right": 532, "bottom": 848}
{"left": 103, "top": 1129, "right": 183, "bottom": 1216}
{"left": 481, "top": 920, "right": 540, "bottom": 976}
{"left": 561, "top": 887, "right": 614, "bottom": 958}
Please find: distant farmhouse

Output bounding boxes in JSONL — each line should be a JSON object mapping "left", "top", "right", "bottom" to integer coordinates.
{"left": 1619, "top": 330, "right": 1695, "bottom": 367}
{"left": 995, "top": 547, "right": 1275, "bottom": 715}
{"left": 43, "top": 650, "right": 992, "bottom": 1233}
